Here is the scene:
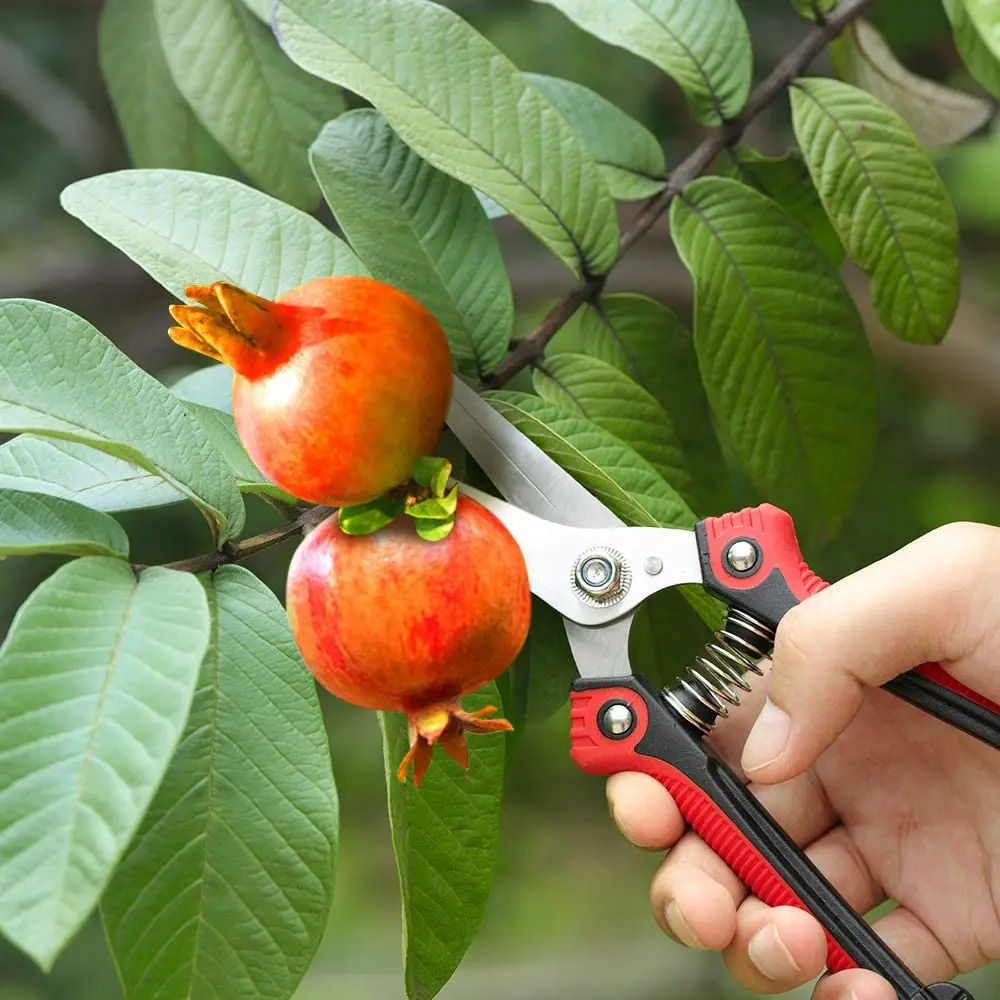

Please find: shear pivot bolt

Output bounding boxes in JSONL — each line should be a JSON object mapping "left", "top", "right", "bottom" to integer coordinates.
{"left": 725, "top": 540, "right": 759, "bottom": 574}
{"left": 600, "top": 702, "right": 635, "bottom": 738}
{"left": 577, "top": 554, "right": 619, "bottom": 597}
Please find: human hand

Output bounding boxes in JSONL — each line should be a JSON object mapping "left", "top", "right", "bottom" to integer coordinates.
{"left": 608, "top": 522, "right": 1000, "bottom": 998}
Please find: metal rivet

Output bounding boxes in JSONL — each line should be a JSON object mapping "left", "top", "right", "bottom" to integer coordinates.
{"left": 576, "top": 553, "right": 620, "bottom": 597}
{"left": 726, "top": 540, "right": 759, "bottom": 574}
{"left": 601, "top": 703, "right": 635, "bottom": 737}
{"left": 644, "top": 556, "right": 663, "bottom": 576}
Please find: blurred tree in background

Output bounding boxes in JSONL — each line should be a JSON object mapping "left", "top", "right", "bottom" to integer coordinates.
{"left": 2, "top": 1, "right": 1000, "bottom": 998}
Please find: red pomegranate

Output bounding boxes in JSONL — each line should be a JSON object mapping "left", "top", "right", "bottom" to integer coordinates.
{"left": 168, "top": 276, "right": 453, "bottom": 506}
{"left": 286, "top": 494, "right": 532, "bottom": 784}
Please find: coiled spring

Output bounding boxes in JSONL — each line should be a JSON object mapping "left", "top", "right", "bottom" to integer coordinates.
{"left": 664, "top": 607, "right": 776, "bottom": 735}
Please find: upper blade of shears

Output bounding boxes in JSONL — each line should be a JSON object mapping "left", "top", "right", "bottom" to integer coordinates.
{"left": 446, "top": 376, "right": 623, "bottom": 529}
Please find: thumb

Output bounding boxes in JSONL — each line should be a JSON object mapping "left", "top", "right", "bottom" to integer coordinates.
{"left": 740, "top": 521, "right": 1000, "bottom": 783}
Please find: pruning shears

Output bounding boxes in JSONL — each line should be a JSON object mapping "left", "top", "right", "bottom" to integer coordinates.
{"left": 446, "top": 376, "right": 1000, "bottom": 1000}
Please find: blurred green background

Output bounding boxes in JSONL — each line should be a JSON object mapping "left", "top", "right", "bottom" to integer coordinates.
{"left": 2, "top": 0, "right": 1000, "bottom": 997}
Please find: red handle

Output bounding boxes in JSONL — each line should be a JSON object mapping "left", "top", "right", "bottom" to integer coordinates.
{"left": 570, "top": 685, "right": 857, "bottom": 975}
{"left": 698, "top": 504, "right": 1000, "bottom": 719}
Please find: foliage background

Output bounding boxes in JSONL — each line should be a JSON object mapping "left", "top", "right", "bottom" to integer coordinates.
{"left": 2, "top": 0, "right": 1000, "bottom": 997}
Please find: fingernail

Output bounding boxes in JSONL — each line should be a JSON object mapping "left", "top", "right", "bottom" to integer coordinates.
{"left": 748, "top": 923, "right": 801, "bottom": 981}
{"left": 741, "top": 698, "right": 791, "bottom": 773}
{"left": 665, "top": 901, "right": 703, "bottom": 949}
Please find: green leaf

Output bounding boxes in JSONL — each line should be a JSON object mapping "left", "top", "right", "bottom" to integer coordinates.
{"left": 406, "top": 485, "right": 459, "bottom": 521}
{"left": 0, "top": 558, "right": 210, "bottom": 970}
{"left": 944, "top": 0, "right": 1000, "bottom": 101}
{"left": 154, "top": 0, "right": 344, "bottom": 209}
{"left": 533, "top": 0, "right": 752, "bottom": 126}
{"left": 0, "top": 300, "right": 245, "bottom": 543}
{"left": 0, "top": 490, "right": 129, "bottom": 559}
{"left": 413, "top": 517, "right": 455, "bottom": 543}
{"left": 101, "top": 566, "right": 338, "bottom": 1000}
{"left": 525, "top": 73, "right": 666, "bottom": 201}
{"left": 273, "top": 0, "right": 620, "bottom": 277}
{"left": 830, "top": 20, "right": 991, "bottom": 147}
{"left": 310, "top": 111, "right": 513, "bottom": 378}
{"left": 61, "top": 169, "right": 368, "bottom": 304}
{"left": 484, "top": 392, "right": 723, "bottom": 626}
{"left": 339, "top": 495, "right": 406, "bottom": 535}
{"left": 507, "top": 598, "right": 577, "bottom": 729}
{"left": 790, "top": 77, "right": 961, "bottom": 344}
{"left": 411, "top": 457, "right": 452, "bottom": 497}
{"left": 98, "top": 0, "right": 233, "bottom": 172}
{"left": 379, "top": 682, "right": 505, "bottom": 1000}
{"left": 169, "top": 363, "right": 234, "bottom": 414}
{"left": 725, "top": 148, "right": 843, "bottom": 264}
{"left": 790, "top": 0, "right": 836, "bottom": 18}
{"left": 559, "top": 294, "right": 729, "bottom": 515}
{"left": 534, "top": 354, "right": 703, "bottom": 515}
{"left": 0, "top": 437, "right": 184, "bottom": 513}
{"left": 669, "top": 176, "right": 877, "bottom": 546}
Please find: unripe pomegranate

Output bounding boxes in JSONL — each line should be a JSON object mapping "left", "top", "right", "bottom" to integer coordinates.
{"left": 168, "top": 276, "right": 453, "bottom": 506}
{"left": 286, "top": 494, "right": 531, "bottom": 785}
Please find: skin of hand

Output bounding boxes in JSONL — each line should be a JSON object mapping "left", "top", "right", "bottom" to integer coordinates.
{"left": 607, "top": 521, "right": 1000, "bottom": 999}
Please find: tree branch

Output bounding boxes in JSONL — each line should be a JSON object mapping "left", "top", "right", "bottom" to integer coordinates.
{"left": 482, "top": 0, "right": 873, "bottom": 390}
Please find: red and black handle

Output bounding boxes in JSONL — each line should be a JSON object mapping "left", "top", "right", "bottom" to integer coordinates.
{"left": 695, "top": 504, "right": 1000, "bottom": 748}
{"left": 570, "top": 676, "right": 974, "bottom": 1000}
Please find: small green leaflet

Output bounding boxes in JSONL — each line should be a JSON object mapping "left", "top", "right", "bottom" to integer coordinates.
{"left": 0, "top": 300, "right": 245, "bottom": 543}
{"left": 669, "top": 176, "right": 878, "bottom": 547}
{"left": 790, "top": 0, "right": 835, "bottom": 18}
{"left": 724, "top": 148, "right": 843, "bottom": 264}
{"left": 562, "top": 294, "right": 730, "bottom": 515}
{"left": 273, "top": 0, "right": 620, "bottom": 277}
{"left": 310, "top": 110, "right": 513, "bottom": 378}
{"left": 61, "top": 169, "right": 368, "bottom": 304}
{"left": 525, "top": 74, "right": 666, "bottom": 200}
{"left": 790, "top": 77, "right": 961, "bottom": 344}
{"left": 831, "top": 20, "right": 991, "bottom": 147}
{"left": 101, "top": 567, "right": 338, "bottom": 1000}
{"left": 169, "top": 363, "right": 234, "bottom": 414}
{"left": 533, "top": 0, "right": 752, "bottom": 126}
{"left": 99, "top": 0, "right": 234, "bottom": 172}
{"left": 412, "top": 457, "right": 452, "bottom": 496}
{"left": 379, "top": 683, "right": 506, "bottom": 1000}
{"left": 534, "top": 354, "right": 701, "bottom": 514}
{"left": 0, "top": 559, "right": 210, "bottom": 970}
{"left": 0, "top": 489, "right": 129, "bottom": 559}
{"left": 154, "top": 0, "right": 344, "bottom": 209}
{"left": 944, "top": 0, "right": 1000, "bottom": 101}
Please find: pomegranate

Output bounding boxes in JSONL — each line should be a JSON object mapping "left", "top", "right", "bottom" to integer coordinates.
{"left": 286, "top": 493, "right": 532, "bottom": 785}
{"left": 168, "top": 276, "right": 453, "bottom": 506}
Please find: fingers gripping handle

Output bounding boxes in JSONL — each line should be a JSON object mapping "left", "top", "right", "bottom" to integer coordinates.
{"left": 697, "top": 504, "right": 1000, "bottom": 728}
{"left": 570, "top": 678, "right": 930, "bottom": 997}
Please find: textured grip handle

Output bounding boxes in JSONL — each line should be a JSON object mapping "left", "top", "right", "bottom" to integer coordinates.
{"left": 570, "top": 678, "right": 928, "bottom": 997}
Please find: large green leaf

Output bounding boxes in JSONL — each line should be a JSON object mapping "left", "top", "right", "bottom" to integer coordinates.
{"left": 724, "top": 148, "right": 843, "bottom": 265}
{"left": 154, "top": 0, "right": 344, "bottom": 209}
{"left": 0, "top": 490, "right": 129, "bottom": 559}
{"left": 273, "top": 0, "right": 620, "bottom": 277}
{"left": 0, "top": 438, "right": 183, "bottom": 513}
{"left": 310, "top": 110, "right": 513, "bottom": 378}
{"left": 830, "top": 20, "right": 991, "bottom": 147}
{"left": 533, "top": 0, "right": 752, "bottom": 126}
{"left": 669, "top": 177, "right": 877, "bottom": 547}
{"left": 569, "top": 294, "right": 730, "bottom": 515}
{"left": 0, "top": 300, "right": 245, "bottom": 542}
{"left": 790, "top": 77, "right": 960, "bottom": 344}
{"left": 0, "top": 559, "right": 210, "bottom": 970}
{"left": 534, "top": 353, "right": 701, "bottom": 513}
{"left": 944, "top": 0, "right": 1000, "bottom": 101}
{"left": 101, "top": 566, "right": 337, "bottom": 1000}
{"left": 98, "top": 0, "right": 232, "bottom": 172}
{"left": 379, "top": 683, "right": 506, "bottom": 1000}
{"left": 525, "top": 74, "right": 666, "bottom": 201}
{"left": 61, "top": 169, "right": 368, "bottom": 303}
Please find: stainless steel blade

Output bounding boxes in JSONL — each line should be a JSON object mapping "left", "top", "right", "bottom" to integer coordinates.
{"left": 565, "top": 618, "right": 634, "bottom": 679}
{"left": 447, "top": 375, "right": 622, "bottom": 528}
